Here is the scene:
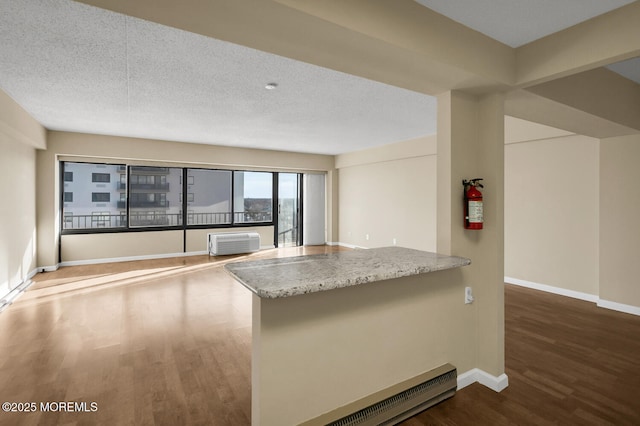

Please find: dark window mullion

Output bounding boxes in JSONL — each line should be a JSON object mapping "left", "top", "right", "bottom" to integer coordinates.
{"left": 298, "top": 173, "right": 304, "bottom": 246}
{"left": 126, "top": 165, "right": 130, "bottom": 230}
{"left": 273, "top": 172, "right": 279, "bottom": 247}
{"left": 231, "top": 172, "right": 235, "bottom": 226}
{"left": 183, "top": 168, "right": 187, "bottom": 251}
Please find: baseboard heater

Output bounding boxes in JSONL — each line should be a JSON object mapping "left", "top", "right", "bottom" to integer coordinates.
{"left": 208, "top": 232, "right": 260, "bottom": 256}
{"left": 301, "top": 364, "right": 457, "bottom": 426}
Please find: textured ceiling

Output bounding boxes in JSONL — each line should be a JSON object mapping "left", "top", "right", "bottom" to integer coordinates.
{"left": 0, "top": 0, "right": 637, "bottom": 156}
{"left": 0, "top": 0, "right": 436, "bottom": 155}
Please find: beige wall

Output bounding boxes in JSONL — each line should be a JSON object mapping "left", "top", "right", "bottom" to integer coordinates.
{"left": 254, "top": 268, "right": 473, "bottom": 425}
{"left": 599, "top": 134, "right": 640, "bottom": 308}
{"left": 504, "top": 117, "right": 600, "bottom": 296}
{"left": 438, "top": 91, "right": 506, "bottom": 378}
{"left": 186, "top": 227, "right": 275, "bottom": 253}
{"left": 0, "top": 90, "right": 45, "bottom": 298}
{"left": 0, "top": 135, "right": 37, "bottom": 296}
{"left": 39, "top": 131, "right": 334, "bottom": 265}
{"left": 335, "top": 136, "right": 437, "bottom": 250}
{"left": 61, "top": 227, "right": 275, "bottom": 263}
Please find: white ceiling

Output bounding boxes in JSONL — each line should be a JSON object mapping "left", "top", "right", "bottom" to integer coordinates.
{"left": 0, "top": 0, "right": 637, "bottom": 156}
{"left": 606, "top": 57, "right": 640, "bottom": 85}
{"left": 414, "top": 0, "right": 640, "bottom": 85}
{"left": 414, "top": 0, "right": 636, "bottom": 48}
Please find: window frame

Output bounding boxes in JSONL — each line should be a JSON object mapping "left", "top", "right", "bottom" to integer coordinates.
{"left": 60, "top": 162, "right": 127, "bottom": 233}
{"left": 60, "top": 162, "right": 276, "bottom": 235}
{"left": 232, "top": 170, "right": 275, "bottom": 225}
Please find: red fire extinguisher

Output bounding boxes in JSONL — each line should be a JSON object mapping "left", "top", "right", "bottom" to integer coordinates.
{"left": 463, "top": 178, "right": 484, "bottom": 230}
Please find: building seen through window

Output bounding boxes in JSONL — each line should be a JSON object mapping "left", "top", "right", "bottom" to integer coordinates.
{"left": 61, "top": 162, "right": 126, "bottom": 229}
{"left": 61, "top": 162, "right": 276, "bottom": 232}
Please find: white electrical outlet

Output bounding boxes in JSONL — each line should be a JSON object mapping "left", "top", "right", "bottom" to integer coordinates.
{"left": 392, "top": 238, "right": 397, "bottom": 245}
{"left": 465, "top": 287, "right": 474, "bottom": 304}
{"left": 365, "top": 234, "right": 370, "bottom": 241}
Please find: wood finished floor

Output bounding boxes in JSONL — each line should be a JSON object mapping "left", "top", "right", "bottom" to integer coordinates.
{"left": 1, "top": 247, "right": 639, "bottom": 425}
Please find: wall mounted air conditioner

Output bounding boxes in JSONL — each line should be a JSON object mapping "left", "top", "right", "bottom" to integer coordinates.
{"left": 208, "top": 232, "right": 260, "bottom": 256}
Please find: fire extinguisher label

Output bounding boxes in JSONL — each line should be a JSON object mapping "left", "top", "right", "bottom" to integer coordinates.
{"left": 468, "top": 201, "right": 483, "bottom": 223}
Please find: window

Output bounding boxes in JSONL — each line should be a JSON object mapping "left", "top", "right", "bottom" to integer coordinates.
{"left": 61, "top": 162, "right": 125, "bottom": 230}
{"left": 129, "top": 166, "right": 182, "bottom": 227}
{"left": 234, "top": 171, "right": 273, "bottom": 223}
{"left": 61, "top": 162, "right": 276, "bottom": 233}
{"left": 186, "top": 169, "right": 232, "bottom": 225}
{"left": 92, "top": 173, "right": 111, "bottom": 183}
{"left": 92, "top": 192, "right": 110, "bottom": 202}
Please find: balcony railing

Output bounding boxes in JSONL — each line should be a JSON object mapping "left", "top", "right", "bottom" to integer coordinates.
{"left": 129, "top": 213, "right": 181, "bottom": 227}
{"left": 63, "top": 214, "right": 127, "bottom": 230}
{"left": 236, "top": 211, "right": 272, "bottom": 223}
{"left": 62, "top": 211, "right": 273, "bottom": 230}
{"left": 187, "top": 212, "right": 232, "bottom": 225}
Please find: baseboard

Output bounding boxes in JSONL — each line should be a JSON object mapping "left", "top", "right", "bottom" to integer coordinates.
{"left": 327, "top": 241, "right": 368, "bottom": 249}
{"left": 60, "top": 250, "right": 213, "bottom": 267}
{"left": 597, "top": 299, "right": 640, "bottom": 317}
{"left": 506, "top": 276, "right": 640, "bottom": 317}
{"left": 55, "top": 246, "right": 279, "bottom": 268}
{"left": 457, "top": 368, "right": 509, "bottom": 392}
{"left": 504, "top": 277, "right": 598, "bottom": 303}
{"left": 40, "top": 265, "right": 59, "bottom": 272}
{"left": 0, "top": 278, "right": 35, "bottom": 313}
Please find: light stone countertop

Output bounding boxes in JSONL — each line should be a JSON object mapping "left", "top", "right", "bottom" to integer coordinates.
{"left": 224, "top": 246, "right": 471, "bottom": 298}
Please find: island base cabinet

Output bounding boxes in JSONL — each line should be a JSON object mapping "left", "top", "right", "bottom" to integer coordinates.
{"left": 250, "top": 268, "right": 474, "bottom": 425}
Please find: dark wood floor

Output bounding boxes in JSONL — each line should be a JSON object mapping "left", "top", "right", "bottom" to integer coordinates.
{"left": 1, "top": 247, "right": 639, "bottom": 425}
{"left": 405, "top": 284, "right": 640, "bottom": 426}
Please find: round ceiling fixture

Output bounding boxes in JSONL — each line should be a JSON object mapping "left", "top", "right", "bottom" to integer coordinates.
{"left": 265, "top": 83, "right": 278, "bottom": 90}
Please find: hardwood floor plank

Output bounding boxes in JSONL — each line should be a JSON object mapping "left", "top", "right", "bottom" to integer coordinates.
{"left": 407, "top": 284, "right": 640, "bottom": 425}
{"left": 1, "top": 248, "right": 639, "bottom": 425}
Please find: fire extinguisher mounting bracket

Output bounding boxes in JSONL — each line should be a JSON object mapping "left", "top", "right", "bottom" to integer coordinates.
{"left": 462, "top": 178, "right": 483, "bottom": 189}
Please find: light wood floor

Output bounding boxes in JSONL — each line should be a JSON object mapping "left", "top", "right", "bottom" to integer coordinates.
{"left": 1, "top": 247, "right": 639, "bottom": 425}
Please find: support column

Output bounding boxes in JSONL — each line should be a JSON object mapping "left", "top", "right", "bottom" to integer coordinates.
{"left": 437, "top": 90, "right": 506, "bottom": 379}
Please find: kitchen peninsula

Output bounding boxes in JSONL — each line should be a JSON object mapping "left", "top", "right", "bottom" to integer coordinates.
{"left": 225, "top": 247, "right": 472, "bottom": 425}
